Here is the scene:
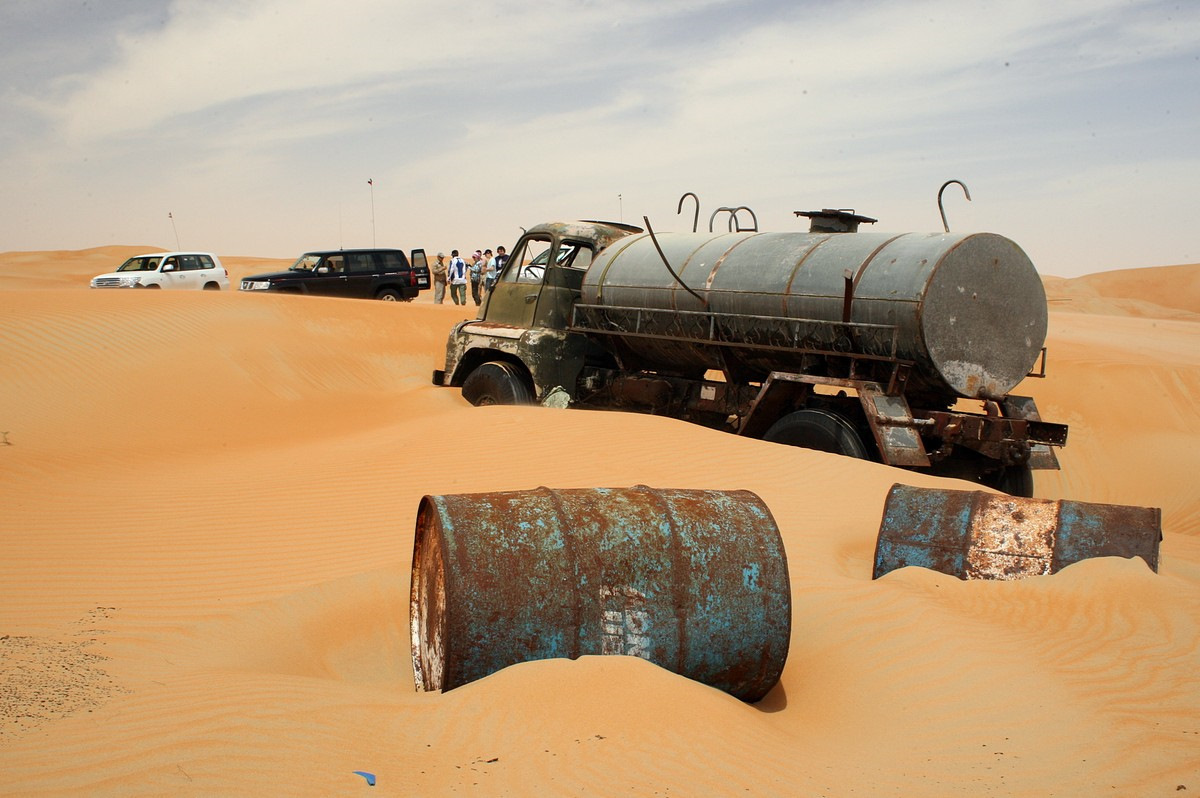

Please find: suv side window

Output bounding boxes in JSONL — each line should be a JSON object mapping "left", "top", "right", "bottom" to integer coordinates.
{"left": 345, "top": 253, "right": 375, "bottom": 273}
{"left": 197, "top": 255, "right": 215, "bottom": 270}
{"left": 179, "top": 255, "right": 202, "bottom": 271}
{"left": 378, "top": 251, "right": 408, "bottom": 272}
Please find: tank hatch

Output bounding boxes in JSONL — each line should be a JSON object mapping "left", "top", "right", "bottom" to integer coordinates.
{"left": 794, "top": 208, "right": 878, "bottom": 234}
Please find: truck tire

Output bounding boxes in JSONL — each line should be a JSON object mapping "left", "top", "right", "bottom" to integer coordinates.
{"left": 462, "top": 362, "right": 534, "bottom": 406}
{"left": 377, "top": 289, "right": 401, "bottom": 301}
{"left": 762, "top": 408, "right": 870, "bottom": 459}
{"left": 986, "top": 465, "right": 1035, "bottom": 498}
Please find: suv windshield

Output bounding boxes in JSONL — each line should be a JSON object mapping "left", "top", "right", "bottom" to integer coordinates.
{"left": 289, "top": 254, "right": 323, "bottom": 272}
{"left": 118, "top": 256, "right": 162, "bottom": 272}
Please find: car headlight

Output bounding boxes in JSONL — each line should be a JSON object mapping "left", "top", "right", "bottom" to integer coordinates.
{"left": 240, "top": 280, "right": 272, "bottom": 290}
{"left": 118, "top": 275, "right": 142, "bottom": 287}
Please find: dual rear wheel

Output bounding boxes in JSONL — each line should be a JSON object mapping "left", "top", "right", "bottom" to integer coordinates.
{"left": 763, "top": 408, "right": 870, "bottom": 459}
{"left": 762, "top": 407, "right": 1035, "bottom": 496}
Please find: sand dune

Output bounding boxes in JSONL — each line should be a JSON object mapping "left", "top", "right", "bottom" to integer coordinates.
{"left": 1, "top": 251, "right": 1198, "bottom": 795}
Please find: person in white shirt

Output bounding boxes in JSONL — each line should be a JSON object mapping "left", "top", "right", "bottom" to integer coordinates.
{"left": 482, "top": 248, "right": 497, "bottom": 294}
{"left": 447, "top": 250, "right": 468, "bottom": 306}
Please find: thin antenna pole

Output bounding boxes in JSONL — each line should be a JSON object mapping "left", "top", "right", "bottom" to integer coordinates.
{"left": 368, "top": 178, "right": 376, "bottom": 246}
{"left": 618, "top": 193, "right": 623, "bottom": 223}
{"left": 168, "top": 212, "right": 180, "bottom": 249}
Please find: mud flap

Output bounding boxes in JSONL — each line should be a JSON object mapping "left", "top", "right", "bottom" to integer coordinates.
{"left": 859, "top": 383, "right": 930, "bottom": 467}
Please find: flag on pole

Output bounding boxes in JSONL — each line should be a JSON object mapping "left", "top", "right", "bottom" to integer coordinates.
{"left": 367, "top": 179, "right": 373, "bottom": 186}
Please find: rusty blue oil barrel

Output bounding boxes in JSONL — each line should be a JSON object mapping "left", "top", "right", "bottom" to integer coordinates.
{"left": 410, "top": 486, "right": 790, "bottom": 702}
{"left": 873, "top": 483, "right": 1162, "bottom": 580}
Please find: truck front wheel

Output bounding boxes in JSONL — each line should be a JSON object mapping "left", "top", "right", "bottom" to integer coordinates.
{"left": 462, "top": 362, "right": 534, "bottom": 406}
{"left": 763, "top": 408, "right": 870, "bottom": 459}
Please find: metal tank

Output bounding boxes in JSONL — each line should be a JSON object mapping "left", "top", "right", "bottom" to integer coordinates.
{"left": 581, "top": 230, "right": 1048, "bottom": 400}
{"left": 410, "top": 485, "right": 791, "bottom": 702}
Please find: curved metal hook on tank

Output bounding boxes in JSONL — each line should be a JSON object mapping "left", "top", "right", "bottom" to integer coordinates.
{"left": 643, "top": 215, "right": 707, "bottom": 306}
{"left": 708, "top": 207, "right": 737, "bottom": 233}
{"left": 677, "top": 192, "right": 700, "bottom": 233}
{"left": 731, "top": 206, "right": 759, "bottom": 232}
{"left": 938, "top": 180, "right": 972, "bottom": 233}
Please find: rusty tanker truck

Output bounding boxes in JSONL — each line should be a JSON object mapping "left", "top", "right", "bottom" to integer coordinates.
{"left": 433, "top": 209, "right": 1068, "bottom": 496}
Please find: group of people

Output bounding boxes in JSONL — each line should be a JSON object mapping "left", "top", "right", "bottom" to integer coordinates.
{"left": 430, "top": 246, "right": 509, "bottom": 306}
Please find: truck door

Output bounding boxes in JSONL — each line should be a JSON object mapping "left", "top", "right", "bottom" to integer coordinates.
{"left": 483, "top": 234, "right": 555, "bottom": 328}
{"left": 532, "top": 242, "right": 592, "bottom": 329}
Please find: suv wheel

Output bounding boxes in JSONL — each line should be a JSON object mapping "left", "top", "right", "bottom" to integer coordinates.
{"left": 377, "top": 289, "right": 401, "bottom": 301}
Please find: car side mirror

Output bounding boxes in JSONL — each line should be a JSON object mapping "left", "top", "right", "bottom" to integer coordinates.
{"left": 316, "top": 266, "right": 330, "bottom": 274}
{"left": 162, "top": 263, "right": 176, "bottom": 272}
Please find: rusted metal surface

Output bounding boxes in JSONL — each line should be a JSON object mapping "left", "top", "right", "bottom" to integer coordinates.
{"left": 580, "top": 230, "right": 1048, "bottom": 401}
{"left": 873, "top": 483, "right": 1163, "bottom": 580}
{"left": 410, "top": 486, "right": 791, "bottom": 702}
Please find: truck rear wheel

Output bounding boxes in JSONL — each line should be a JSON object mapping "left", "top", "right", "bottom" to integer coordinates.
{"left": 763, "top": 408, "right": 870, "bottom": 459}
{"left": 984, "top": 464, "right": 1035, "bottom": 498}
{"left": 462, "top": 362, "right": 534, "bottom": 406}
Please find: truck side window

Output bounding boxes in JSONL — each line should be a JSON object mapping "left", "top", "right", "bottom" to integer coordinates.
{"left": 558, "top": 243, "right": 593, "bottom": 271}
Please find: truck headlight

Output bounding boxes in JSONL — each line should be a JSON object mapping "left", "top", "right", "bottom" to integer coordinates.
{"left": 118, "top": 275, "right": 142, "bottom": 287}
{"left": 240, "top": 280, "right": 272, "bottom": 290}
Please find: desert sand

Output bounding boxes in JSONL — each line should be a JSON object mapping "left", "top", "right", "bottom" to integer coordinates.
{"left": 1, "top": 247, "right": 1197, "bottom": 796}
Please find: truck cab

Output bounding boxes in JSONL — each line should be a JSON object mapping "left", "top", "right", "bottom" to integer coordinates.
{"left": 434, "top": 221, "right": 639, "bottom": 404}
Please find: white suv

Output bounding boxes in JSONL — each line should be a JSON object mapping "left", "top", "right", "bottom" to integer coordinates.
{"left": 90, "top": 252, "right": 230, "bottom": 290}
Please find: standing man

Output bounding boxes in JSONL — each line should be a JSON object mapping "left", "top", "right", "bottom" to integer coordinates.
{"left": 493, "top": 245, "right": 509, "bottom": 273}
{"left": 431, "top": 252, "right": 448, "bottom": 304}
{"left": 468, "top": 250, "right": 484, "bottom": 306}
{"left": 481, "top": 248, "right": 496, "bottom": 295}
{"left": 485, "top": 247, "right": 507, "bottom": 293}
{"left": 448, "top": 250, "right": 468, "bottom": 306}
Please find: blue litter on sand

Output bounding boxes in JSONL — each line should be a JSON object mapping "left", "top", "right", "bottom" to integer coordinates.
{"left": 353, "top": 771, "right": 376, "bottom": 787}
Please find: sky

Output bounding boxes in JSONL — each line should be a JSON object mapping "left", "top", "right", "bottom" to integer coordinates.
{"left": 1, "top": 0, "right": 1197, "bottom": 278}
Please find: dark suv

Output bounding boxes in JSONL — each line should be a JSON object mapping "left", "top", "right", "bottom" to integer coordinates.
{"left": 239, "top": 248, "right": 430, "bottom": 301}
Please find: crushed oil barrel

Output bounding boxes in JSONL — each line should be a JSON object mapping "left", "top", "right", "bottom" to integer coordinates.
{"left": 873, "top": 483, "right": 1162, "bottom": 580}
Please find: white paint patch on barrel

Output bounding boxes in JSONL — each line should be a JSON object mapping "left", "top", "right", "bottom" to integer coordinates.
{"left": 966, "top": 495, "right": 1058, "bottom": 580}
{"left": 601, "top": 585, "right": 652, "bottom": 659}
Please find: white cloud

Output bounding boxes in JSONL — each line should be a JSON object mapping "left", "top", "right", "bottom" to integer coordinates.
{"left": 1, "top": 0, "right": 1197, "bottom": 275}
